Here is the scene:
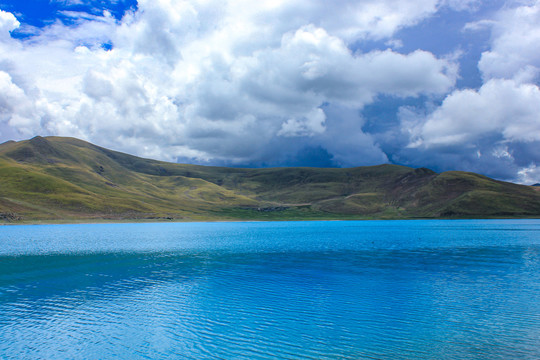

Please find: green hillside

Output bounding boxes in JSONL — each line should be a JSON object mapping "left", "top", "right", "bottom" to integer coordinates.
{"left": 1, "top": 136, "right": 539, "bottom": 223}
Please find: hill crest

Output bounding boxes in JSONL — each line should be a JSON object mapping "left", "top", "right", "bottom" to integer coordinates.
{"left": 1, "top": 136, "right": 539, "bottom": 222}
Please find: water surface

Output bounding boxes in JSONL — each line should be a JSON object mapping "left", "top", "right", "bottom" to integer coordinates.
{"left": 1, "top": 220, "right": 539, "bottom": 359}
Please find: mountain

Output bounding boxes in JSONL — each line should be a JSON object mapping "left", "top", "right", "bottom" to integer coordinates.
{"left": 1, "top": 136, "right": 539, "bottom": 222}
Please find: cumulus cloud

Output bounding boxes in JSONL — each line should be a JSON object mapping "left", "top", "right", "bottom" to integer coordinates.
{"left": 292, "top": 0, "right": 440, "bottom": 41}
{"left": 0, "top": 10, "right": 19, "bottom": 38}
{"left": 0, "top": 0, "right": 458, "bottom": 166}
{"left": 410, "top": 79, "right": 540, "bottom": 147}
{"left": 1, "top": 0, "right": 537, "bottom": 182}
{"left": 277, "top": 108, "right": 326, "bottom": 138}
{"left": 400, "top": 1, "right": 540, "bottom": 183}
{"left": 478, "top": 0, "right": 540, "bottom": 81}
{"left": 401, "top": 85, "right": 540, "bottom": 182}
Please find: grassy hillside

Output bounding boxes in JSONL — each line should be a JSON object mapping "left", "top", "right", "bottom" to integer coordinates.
{"left": 1, "top": 136, "right": 539, "bottom": 222}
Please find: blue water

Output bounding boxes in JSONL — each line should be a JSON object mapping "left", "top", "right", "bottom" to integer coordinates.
{"left": 1, "top": 220, "right": 539, "bottom": 359}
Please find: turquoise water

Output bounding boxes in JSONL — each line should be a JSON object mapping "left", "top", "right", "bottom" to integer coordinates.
{"left": 1, "top": 220, "right": 539, "bottom": 359}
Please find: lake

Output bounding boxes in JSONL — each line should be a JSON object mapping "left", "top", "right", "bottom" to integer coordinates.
{"left": 1, "top": 220, "right": 539, "bottom": 359}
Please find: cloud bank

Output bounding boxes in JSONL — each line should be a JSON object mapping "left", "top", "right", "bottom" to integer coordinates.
{"left": 0, "top": 0, "right": 539, "bottom": 183}
{"left": 404, "top": 0, "right": 540, "bottom": 183}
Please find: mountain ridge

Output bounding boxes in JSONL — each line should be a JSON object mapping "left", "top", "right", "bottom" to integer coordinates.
{"left": 1, "top": 136, "right": 539, "bottom": 222}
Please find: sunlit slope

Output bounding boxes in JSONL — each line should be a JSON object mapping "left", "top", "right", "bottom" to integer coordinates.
{"left": 1, "top": 136, "right": 539, "bottom": 222}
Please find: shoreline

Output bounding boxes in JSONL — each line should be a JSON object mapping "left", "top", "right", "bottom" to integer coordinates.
{"left": 2, "top": 216, "right": 540, "bottom": 226}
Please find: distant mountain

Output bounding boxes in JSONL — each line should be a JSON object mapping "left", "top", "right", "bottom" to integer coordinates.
{"left": 1, "top": 136, "right": 539, "bottom": 222}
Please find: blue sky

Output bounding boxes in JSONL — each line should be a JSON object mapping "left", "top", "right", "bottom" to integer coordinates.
{"left": 0, "top": 0, "right": 539, "bottom": 183}
{"left": 0, "top": 0, "right": 136, "bottom": 27}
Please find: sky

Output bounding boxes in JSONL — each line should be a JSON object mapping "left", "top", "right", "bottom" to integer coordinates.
{"left": 0, "top": 0, "right": 539, "bottom": 184}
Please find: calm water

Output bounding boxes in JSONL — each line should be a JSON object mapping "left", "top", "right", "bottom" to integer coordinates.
{"left": 1, "top": 220, "right": 540, "bottom": 359}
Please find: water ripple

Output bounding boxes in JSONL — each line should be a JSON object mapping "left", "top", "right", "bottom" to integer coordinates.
{"left": 1, "top": 221, "right": 540, "bottom": 359}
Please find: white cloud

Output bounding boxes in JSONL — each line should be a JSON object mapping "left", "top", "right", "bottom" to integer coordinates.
{"left": 478, "top": 0, "right": 540, "bottom": 81}
{"left": 4, "top": 0, "right": 538, "bottom": 183}
{"left": 463, "top": 19, "right": 495, "bottom": 32}
{"left": 278, "top": 108, "right": 326, "bottom": 137}
{"left": 298, "top": 0, "right": 440, "bottom": 41}
{"left": 394, "top": 1, "right": 540, "bottom": 183}
{"left": 385, "top": 39, "right": 403, "bottom": 49}
{"left": 0, "top": 71, "right": 42, "bottom": 136}
{"left": 401, "top": 78, "right": 540, "bottom": 184}
{"left": 0, "top": 1, "right": 458, "bottom": 164}
{"left": 52, "top": 0, "right": 125, "bottom": 7}
{"left": 410, "top": 79, "right": 540, "bottom": 147}
{"left": 0, "top": 10, "right": 19, "bottom": 40}
{"left": 517, "top": 164, "right": 540, "bottom": 185}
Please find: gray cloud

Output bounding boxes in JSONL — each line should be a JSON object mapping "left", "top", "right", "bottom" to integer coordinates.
{"left": 0, "top": 1, "right": 538, "bottom": 183}
{"left": 397, "top": 0, "right": 540, "bottom": 183}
